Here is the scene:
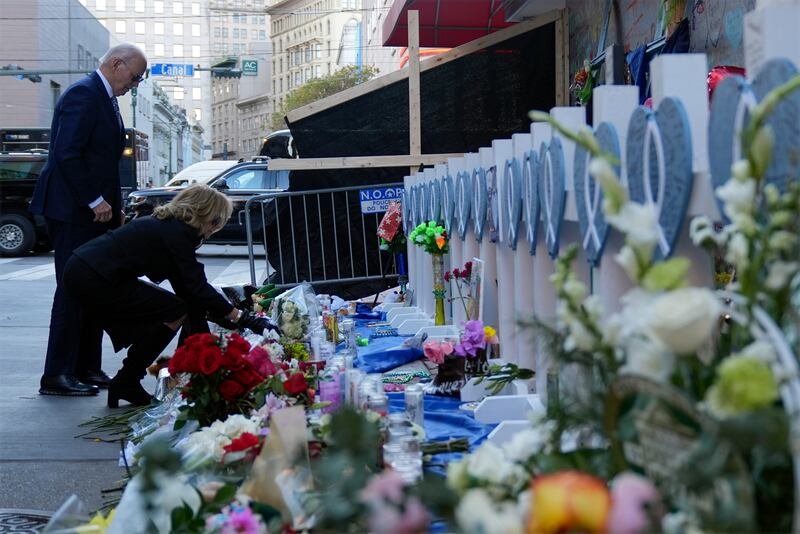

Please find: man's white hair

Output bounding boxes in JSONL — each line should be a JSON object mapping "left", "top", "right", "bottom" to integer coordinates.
{"left": 100, "top": 43, "right": 146, "bottom": 65}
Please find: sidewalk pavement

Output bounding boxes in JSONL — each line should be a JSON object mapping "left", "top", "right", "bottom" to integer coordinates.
{"left": 0, "top": 277, "right": 167, "bottom": 515}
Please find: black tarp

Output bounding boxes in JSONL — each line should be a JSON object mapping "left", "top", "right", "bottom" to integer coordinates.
{"left": 269, "top": 22, "right": 557, "bottom": 298}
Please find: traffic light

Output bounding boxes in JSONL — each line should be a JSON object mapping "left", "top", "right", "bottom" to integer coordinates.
{"left": 1, "top": 64, "right": 42, "bottom": 83}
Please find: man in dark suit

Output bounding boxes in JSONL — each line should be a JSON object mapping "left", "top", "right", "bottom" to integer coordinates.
{"left": 30, "top": 44, "right": 148, "bottom": 396}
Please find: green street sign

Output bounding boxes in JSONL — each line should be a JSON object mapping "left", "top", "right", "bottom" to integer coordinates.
{"left": 242, "top": 59, "right": 258, "bottom": 76}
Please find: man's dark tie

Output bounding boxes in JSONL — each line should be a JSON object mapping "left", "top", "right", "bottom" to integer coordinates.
{"left": 111, "top": 96, "right": 123, "bottom": 129}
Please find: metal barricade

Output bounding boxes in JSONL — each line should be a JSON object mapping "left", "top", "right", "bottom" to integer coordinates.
{"left": 244, "top": 183, "right": 404, "bottom": 290}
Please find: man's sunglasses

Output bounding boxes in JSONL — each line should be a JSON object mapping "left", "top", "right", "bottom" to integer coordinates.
{"left": 120, "top": 59, "right": 146, "bottom": 83}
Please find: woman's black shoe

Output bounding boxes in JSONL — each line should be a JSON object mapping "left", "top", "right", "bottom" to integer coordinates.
{"left": 108, "top": 379, "right": 152, "bottom": 408}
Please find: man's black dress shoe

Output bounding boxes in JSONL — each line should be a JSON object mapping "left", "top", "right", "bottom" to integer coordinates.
{"left": 39, "top": 375, "right": 99, "bottom": 396}
{"left": 77, "top": 370, "right": 112, "bottom": 388}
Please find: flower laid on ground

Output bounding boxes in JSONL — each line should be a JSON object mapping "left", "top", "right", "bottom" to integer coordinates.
{"left": 422, "top": 339, "right": 455, "bottom": 365}
{"left": 169, "top": 333, "right": 266, "bottom": 427}
{"left": 456, "top": 488, "right": 526, "bottom": 534}
{"left": 178, "top": 413, "right": 262, "bottom": 465}
{"left": 359, "top": 470, "right": 430, "bottom": 534}
{"left": 205, "top": 502, "right": 268, "bottom": 534}
{"left": 409, "top": 221, "right": 449, "bottom": 255}
{"left": 454, "top": 320, "right": 488, "bottom": 358}
{"left": 527, "top": 471, "right": 610, "bottom": 534}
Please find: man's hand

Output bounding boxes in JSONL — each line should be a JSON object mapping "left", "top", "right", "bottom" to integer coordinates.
{"left": 92, "top": 200, "right": 113, "bottom": 223}
{"left": 120, "top": 209, "right": 126, "bottom": 226}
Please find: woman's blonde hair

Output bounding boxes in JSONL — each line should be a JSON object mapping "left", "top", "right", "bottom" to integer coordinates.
{"left": 153, "top": 184, "right": 233, "bottom": 230}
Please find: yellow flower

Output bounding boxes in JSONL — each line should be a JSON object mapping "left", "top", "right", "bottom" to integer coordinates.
{"left": 484, "top": 326, "right": 497, "bottom": 340}
{"left": 527, "top": 471, "right": 610, "bottom": 534}
{"left": 78, "top": 508, "right": 116, "bottom": 533}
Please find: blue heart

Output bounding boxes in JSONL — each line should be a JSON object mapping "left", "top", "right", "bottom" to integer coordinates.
{"left": 539, "top": 138, "right": 567, "bottom": 258}
{"left": 503, "top": 157, "right": 523, "bottom": 250}
{"left": 523, "top": 149, "right": 541, "bottom": 256}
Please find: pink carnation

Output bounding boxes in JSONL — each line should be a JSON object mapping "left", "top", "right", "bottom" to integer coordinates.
{"left": 606, "top": 472, "right": 662, "bottom": 534}
{"left": 423, "top": 340, "right": 455, "bottom": 365}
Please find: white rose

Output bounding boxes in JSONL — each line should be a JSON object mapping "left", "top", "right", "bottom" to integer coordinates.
{"left": 606, "top": 202, "right": 659, "bottom": 248}
{"left": 613, "top": 288, "right": 657, "bottom": 342}
{"left": 765, "top": 261, "right": 799, "bottom": 290}
{"left": 716, "top": 177, "right": 756, "bottom": 218}
{"left": 725, "top": 233, "right": 749, "bottom": 269}
{"left": 222, "top": 414, "right": 261, "bottom": 438}
{"left": 615, "top": 245, "right": 641, "bottom": 282}
{"left": 466, "top": 442, "right": 504, "bottom": 481}
{"left": 502, "top": 427, "right": 551, "bottom": 463}
{"left": 456, "top": 490, "right": 524, "bottom": 534}
{"left": 446, "top": 459, "right": 470, "bottom": 493}
{"left": 620, "top": 336, "right": 675, "bottom": 383}
{"left": 731, "top": 159, "right": 752, "bottom": 181}
{"left": 648, "top": 288, "right": 721, "bottom": 355}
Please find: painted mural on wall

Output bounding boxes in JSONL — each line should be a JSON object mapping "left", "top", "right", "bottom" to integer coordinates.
{"left": 566, "top": 0, "right": 756, "bottom": 78}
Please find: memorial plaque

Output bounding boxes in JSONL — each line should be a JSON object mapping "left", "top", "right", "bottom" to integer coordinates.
{"left": 523, "top": 149, "right": 541, "bottom": 256}
{"left": 456, "top": 171, "right": 472, "bottom": 241}
{"left": 574, "top": 122, "right": 619, "bottom": 266}
{"left": 441, "top": 174, "right": 455, "bottom": 235}
{"left": 539, "top": 139, "right": 567, "bottom": 258}
{"left": 504, "top": 157, "right": 523, "bottom": 250}
{"left": 472, "top": 166, "right": 488, "bottom": 243}
{"left": 626, "top": 98, "right": 693, "bottom": 260}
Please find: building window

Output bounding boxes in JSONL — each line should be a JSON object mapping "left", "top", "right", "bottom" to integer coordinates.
{"left": 191, "top": 2, "right": 200, "bottom": 14}
{"left": 135, "top": 21, "right": 145, "bottom": 34}
{"left": 222, "top": 27, "right": 228, "bottom": 38}
{"left": 77, "top": 45, "right": 85, "bottom": 69}
{"left": 154, "top": 22, "right": 164, "bottom": 34}
{"left": 96, "top": 0, "right": 106, "bottom": 10}
{"left": 251, "top": 29, "right": 257, "bottom": 39}
{"left": 193, "top": 108, "right": 202, "bottom": 121}
{"left": 259, "top": 30, "right": 266, "bottom": 40}
{"left": 315, "top": 65, "right": 320, "bottom": 77}
{"left": 192, "top": 87, "right": 201, "bottom": 99}
{"left": 154, "top": 0, "right": 163, "bottom": 13}
{"left": 233, "top": 28, "right": 239, "bottom": 39}
{"left": 135, "top": 42, "right": 146, "bottom": 53}
{"left": 154, "top": 43, "right": 165, "bottom": 56}
{"left": 315, "top": 43, "right": 321, "bottom": 58}
{"left": 214, "top": 42, "right": 221, "bottom": 53}
{"left": 213, "top": 27, "right": 220, "bottom": 37}
{"left": 115, "top": 20, "right": 126, "bottom": 33}
{"left": 174, "top": 87, "right": 184, "bottom": 100}
{"left": 173, "top": 1, "right": 183, "bottom": 14}
{"left": 192, "top": 23, "right": 200, "bottom": 36}
{"left": 173, "top": 44, "right": 184, "bottom": 57}
{"left": 115, "top": 0, "right": 125, "bottom": 11}
{"left": 173, "top": 23, "right": 183, "bottom": 35}
{"left": 192, "top": 45, "right": 201, "bottom": 57}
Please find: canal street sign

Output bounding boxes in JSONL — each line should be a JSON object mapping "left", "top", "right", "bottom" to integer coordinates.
{"left": 242, "top": 59, "right": 258, "bottom": 76}
{"left": 150, "top": 63, "right": 194, "bottom": 77}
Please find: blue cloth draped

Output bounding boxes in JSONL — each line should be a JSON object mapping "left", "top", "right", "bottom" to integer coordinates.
{"left": 351, "top": 317, "right": 424, "bottom": 373}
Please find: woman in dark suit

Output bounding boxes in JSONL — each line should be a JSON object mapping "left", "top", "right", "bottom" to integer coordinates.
{"left": 63, "top": 184, "right": 274, "bottom": 407}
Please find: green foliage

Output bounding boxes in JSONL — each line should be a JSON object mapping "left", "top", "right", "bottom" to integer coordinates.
{"left": 270, "top": 65, "right": 380, "bottom": 129}
{"left": 473, "top": 363, "right": 535, "bottom": 396}
{"left": 409, "top": 221, "right": 449, "bottom": 255}
{"left": 305, "top": 408, "right": 382, "bottom": 531}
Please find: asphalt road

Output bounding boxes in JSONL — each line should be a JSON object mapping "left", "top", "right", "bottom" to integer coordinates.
{"left": 0, "top": 245, "right": 265, "bottom": 514}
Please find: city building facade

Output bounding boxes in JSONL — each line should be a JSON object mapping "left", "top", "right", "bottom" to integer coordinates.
{"left": 267, "top": 0, "right": 363, "bottom": 113}
{"left": 78, "top": 0, "right": 214, "bottom": 144}
{"left": 361, "top": 0, "right": 400, "bottom": 74}
{"left": 210, "top": 41, "right": 271, "bottom": 160}
{"left": 0, "top": 0, "right": 110, "bottom": 127}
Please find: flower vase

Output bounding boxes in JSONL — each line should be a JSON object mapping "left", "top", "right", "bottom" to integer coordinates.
{"left": 432, "top": 255, "right": 446, "bottom": 326}
{"left": 424, "top": 356, "right": 465, "bottom": 396}
{"left": 464, "top": 348, "right": 489, "bottom": 379}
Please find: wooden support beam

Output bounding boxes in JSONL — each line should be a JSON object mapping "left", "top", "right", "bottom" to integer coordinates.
{"left": 265, "top": 153, "right": 465, "bottom": 171}
{"left": 555, "top": 8, "right": 570, "bottom": 106}
{"left": 408, "top": 10, "right": 422, "bottom": 175}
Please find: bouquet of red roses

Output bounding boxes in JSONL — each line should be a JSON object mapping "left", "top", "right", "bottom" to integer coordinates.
{"left": 169, "top": 333, "right": 266, "bottom": 428}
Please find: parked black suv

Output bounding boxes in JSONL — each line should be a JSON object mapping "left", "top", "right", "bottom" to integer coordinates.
{"left": 0, "top": 152, "right": 51, "bottom": 256}
{"left": 126, "top": 157, "right": 291, "bottom": 245}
